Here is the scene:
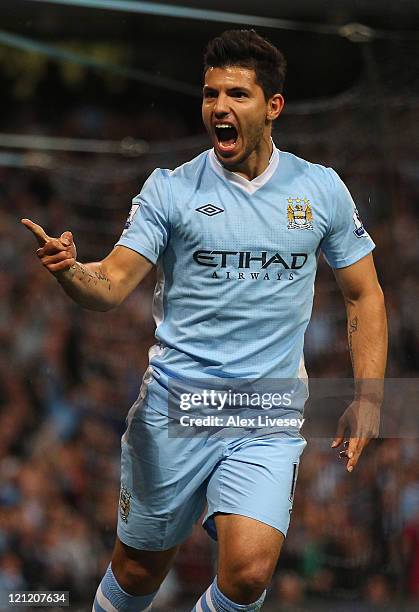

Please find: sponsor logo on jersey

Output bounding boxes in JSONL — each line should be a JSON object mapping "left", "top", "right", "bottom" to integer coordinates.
{"left": 287, "top": 197, "right": 313, "bottom": 230}
{"left": 193, "top": 250, "right": 309, "bottom": 281}
{"left": 353, "top": 205, "right": 367, "bottom": 238}
{"left": 193, "top": 250, "right": 308, "bottom": 270}
{"left": 196, "top": 204, "right": 224, "bottom": 217}
{"left": 119, "top": 484, "right": 132, "bottom": 523}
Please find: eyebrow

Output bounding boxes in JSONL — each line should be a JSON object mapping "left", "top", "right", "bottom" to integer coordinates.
{"left": 203, "top": 85, "right": 251, "bottom": 93}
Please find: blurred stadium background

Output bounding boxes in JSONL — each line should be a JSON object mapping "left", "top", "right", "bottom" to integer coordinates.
{"left": 1, "top": 1, "right": 419, "bottom": 610}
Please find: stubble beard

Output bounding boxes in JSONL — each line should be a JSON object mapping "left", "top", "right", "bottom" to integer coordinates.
{"left": 221, "top": 120, "right": 266, "bottom": 171}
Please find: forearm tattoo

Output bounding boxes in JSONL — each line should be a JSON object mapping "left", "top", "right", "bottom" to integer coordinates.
{"left": 348, "top": 315, "right": 358, "bottom": 366}
{"left": 68, "top": 262, "right": 111, "bottom": 291}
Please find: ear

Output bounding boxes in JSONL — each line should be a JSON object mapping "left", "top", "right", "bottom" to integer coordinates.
{"left": 267, "top": 93, "right": 285, "bottom": 121}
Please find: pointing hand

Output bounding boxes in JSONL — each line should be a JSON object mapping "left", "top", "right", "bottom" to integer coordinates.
{"left": 21, "top": 218, "right": 77, "bottom": 274}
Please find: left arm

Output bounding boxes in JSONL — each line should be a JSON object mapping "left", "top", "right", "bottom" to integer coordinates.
{"left": 331, "top": 253, "right": 388, "bottom": 471}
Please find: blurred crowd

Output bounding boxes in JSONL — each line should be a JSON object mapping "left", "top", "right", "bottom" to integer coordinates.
{"left": 0, "top": 100, "right": 419, "bottom": 611}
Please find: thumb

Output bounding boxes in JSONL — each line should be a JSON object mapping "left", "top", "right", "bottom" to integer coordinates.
{"left": 60, "top": 231, "right": 73, "bottom": 246}
{"left": 21, "top": 218, "right": 49, "bottom": 247}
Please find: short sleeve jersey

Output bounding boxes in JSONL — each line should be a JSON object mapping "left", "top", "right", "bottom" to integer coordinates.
{"left": 116, "top": 147, "right": 375, "bottom": 386}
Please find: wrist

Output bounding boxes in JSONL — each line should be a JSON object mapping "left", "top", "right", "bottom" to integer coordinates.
{"left": 353, "top": 379, "right": 384, "bottom": 406}
{"left": 54, "top": 263, "right": 78, "bottom": 284}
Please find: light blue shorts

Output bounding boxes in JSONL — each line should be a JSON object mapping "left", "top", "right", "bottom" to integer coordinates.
{"left": 117, "top": 404, "right": 306, "bottom": 551}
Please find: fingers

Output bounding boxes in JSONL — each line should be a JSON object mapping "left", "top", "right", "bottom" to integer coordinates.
{"left": 338, "top": 439, "right": 348, "bottom": 458}
{"left": 37, "top": 249, "right": 76, "bottom": 273}
{"left": 21, "top": 218, "right": 50, "bottom": 247}
{"left": 22, "top": 218, "right": 77, "bottom": 277}
{"left": 22, "top": 219, "right": 75, "bottom": 255}
{"left": 37, "top": 238, "right": 69, "bottom": 258}
{"left": 331, "top": 415, "right": 346, "bottom": 448}
{"left": 60, "top": 231, "right": 73, "bottom": 246}
{"left": 346, "top": 438, "right": 369, "bottom": 473}
{"left": 48, "top": 259, "right": 76, "bottom": 273}
{"left": 38, "top": 251, "right": 73, "bottom": 265}
{"left": 333, "top": 401, "right": 376, "bottom": 472}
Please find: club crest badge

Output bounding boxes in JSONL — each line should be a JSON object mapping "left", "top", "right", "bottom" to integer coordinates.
{"left": 287, "top": 197, "right": 313, "bottom": 230}
{"left": 119, "top": 484, "right": 132, "bottom": 523}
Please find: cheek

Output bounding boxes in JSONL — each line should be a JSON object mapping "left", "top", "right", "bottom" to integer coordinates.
{"left": 202, "top": 106, "right": 211, "bottom": 127}
{"left": 243, "top": 112, "right": 265, "bottom": 139}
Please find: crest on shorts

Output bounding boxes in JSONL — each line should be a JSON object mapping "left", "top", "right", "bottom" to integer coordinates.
{"left": 287, "top": 198, "right": 313, "bottom": 230}
{"left": 119, "top": 484, "right": 132, "bottom": 523}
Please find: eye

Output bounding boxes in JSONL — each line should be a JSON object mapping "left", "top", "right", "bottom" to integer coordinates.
{"left": 204, "top": 90, "right": 217, "bottom": 99}
{"left": 232, "top": 91, "right": 247, "bottom": 98}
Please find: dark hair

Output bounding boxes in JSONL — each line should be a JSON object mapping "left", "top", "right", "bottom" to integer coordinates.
{"left": 203, "top": 29, "right": 286, "bottom": 100}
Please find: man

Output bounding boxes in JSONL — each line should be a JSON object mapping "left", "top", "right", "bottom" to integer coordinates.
{"left": 22, "top": 29, "right": 387, "bottom": 612}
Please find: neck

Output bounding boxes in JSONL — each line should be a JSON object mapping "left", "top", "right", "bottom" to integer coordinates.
{"left": 225, "top": 133, "right": 273, "bottom": 181}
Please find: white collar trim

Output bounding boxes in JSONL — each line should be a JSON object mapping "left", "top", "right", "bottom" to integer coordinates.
{"left": 209, "top": 142, "right": 279, "bottom": 194}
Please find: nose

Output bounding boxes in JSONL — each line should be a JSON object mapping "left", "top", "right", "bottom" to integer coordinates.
{"left": 214, "top": 93, "right": 230, "bottom": 117}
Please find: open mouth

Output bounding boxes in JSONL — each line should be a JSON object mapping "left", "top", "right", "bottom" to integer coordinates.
{"left": 214, "top": 123, "right": 238, "bottom": 151}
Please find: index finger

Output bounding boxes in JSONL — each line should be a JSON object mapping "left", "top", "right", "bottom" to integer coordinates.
{"left": 21, "top": 218, "right": 50, "bottom": 247}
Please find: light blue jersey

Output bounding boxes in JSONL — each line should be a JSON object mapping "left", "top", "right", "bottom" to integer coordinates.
{"left": 115, "top": 146, "right": 375, "bottom": 550}
{"left": 117, "top": 146, "right": 374, "bottom": 390}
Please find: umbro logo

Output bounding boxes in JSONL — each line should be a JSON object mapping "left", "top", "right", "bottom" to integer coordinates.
{"left": 196, "top": 204, "right": 224, "bottom": 217}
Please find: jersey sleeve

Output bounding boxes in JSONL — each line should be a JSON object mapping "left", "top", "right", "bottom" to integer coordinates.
{"left": 321, "top": 168, "right": 375, "bottom": 269}
{"left": 115, "top": 168, "right": 171, "bottom": 264}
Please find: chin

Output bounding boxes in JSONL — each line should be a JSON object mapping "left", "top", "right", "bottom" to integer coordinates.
{"left": 216, "top": 152, "right": 236, "bottom": 164}
{"left": 217, "top": 149, "right": 249, "bottom": 169}
{"left": 217, "top": 156, "right": 241, "bottom": 171}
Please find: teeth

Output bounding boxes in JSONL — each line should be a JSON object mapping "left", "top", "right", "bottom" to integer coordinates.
{"left": 215, "top": 123, "right": 234, "bottom": 129}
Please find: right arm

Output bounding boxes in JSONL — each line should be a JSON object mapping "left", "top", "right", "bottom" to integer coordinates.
{"left": 21, "top": 219, "right": 153, "bottom": 311}
{"left": 56, "top": 248, "right": 153, "bottom": 311}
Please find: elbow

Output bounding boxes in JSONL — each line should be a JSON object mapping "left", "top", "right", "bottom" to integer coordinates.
{"left": 344, "top": 284, "right": 386, "bottom": 309}
{"left": 79, "top": 298, "right": 119, "bottom": 312}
